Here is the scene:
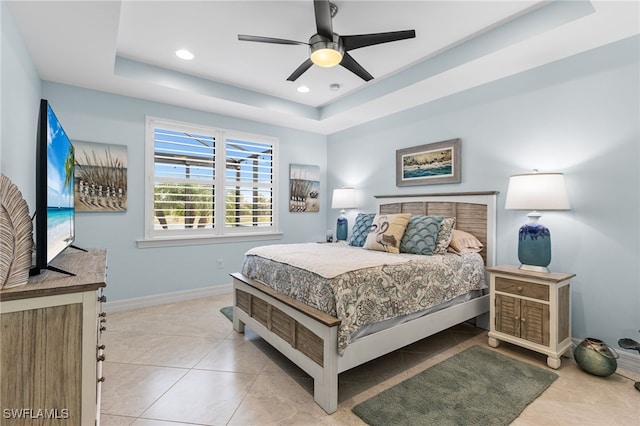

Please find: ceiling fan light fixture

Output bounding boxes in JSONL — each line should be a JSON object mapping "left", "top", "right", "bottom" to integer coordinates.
{"left": 310, "top": 41, "right": 344, "bottom": 67}
{"left": 238, "top": 0, "right": 415, "bottom": 81}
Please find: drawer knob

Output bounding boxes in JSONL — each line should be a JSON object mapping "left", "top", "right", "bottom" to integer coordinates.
{"left": 97, "top": 377, "right": 106, "bottom": 383}
{"left": 98, "top": 295, "right": 107, "bottom": 303}
{"left": 517, "top": 286, "right": 523, "bottom": 292}
{"left": 99, "top": 312, "right": 107, "bottom": 318}
{"left": 97, "top": 355, "right": 106, "bottom": 362}
{"left": 98, "top": 344, "right": 106, "bottom": 350}
{"left": 100, "top": 326, "right": 107, "bottom": 332}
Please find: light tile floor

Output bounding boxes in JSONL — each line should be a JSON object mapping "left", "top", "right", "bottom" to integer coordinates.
{"left": 100, "top": 293, "right": 639, "bottom": 425}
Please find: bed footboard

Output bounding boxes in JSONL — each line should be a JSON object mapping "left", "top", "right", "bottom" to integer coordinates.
{"left": 231, "top": 272, "right": 490, "bottom": 414}
{"left": 231, "top": 272, "right": 341, "bottom": 413}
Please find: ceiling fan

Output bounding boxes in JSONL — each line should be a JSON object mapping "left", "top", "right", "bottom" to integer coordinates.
{"left": 238, "top": 0, "right": 416, "bottom": 82}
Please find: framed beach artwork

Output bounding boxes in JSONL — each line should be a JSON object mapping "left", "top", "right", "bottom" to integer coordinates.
{"left": 73, "top": 140, "right": 128, "bottom": 212}
{"left": 289, "top": 164, "right": 320, "bottom": 212}
{"left": 396, "top": 138, "right": 461, "bottom": 187}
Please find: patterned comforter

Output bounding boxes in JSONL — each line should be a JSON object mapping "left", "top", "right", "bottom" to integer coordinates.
{"left": 241, "top": 243, "right": 486, "bottom": 355}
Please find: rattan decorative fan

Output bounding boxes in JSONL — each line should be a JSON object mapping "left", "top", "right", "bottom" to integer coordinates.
{"left": 0, "top": 174, "right": 33, "bottom": 288}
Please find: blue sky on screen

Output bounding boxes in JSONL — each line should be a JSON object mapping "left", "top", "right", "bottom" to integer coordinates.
{"left": 47, "top": 105, "right": 73, "bottom": 208}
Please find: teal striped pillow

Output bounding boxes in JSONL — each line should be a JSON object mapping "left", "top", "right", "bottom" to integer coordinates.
{"left": 399, "top": 215, "right": 444, "bottom": 255}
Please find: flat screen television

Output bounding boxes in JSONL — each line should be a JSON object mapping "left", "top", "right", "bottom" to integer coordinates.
{"left": 30, "top": 99, "right": 76, "bottom": 276}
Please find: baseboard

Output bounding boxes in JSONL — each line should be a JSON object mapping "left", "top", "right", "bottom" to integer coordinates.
{"left": 616, "top": 349, "right": 640, "bottom": 376}
{"left": 103, "top": 283, "right": 233, "bottom": 313}
{"left": 572, "top": 337, "right": 640, "bottom": 375}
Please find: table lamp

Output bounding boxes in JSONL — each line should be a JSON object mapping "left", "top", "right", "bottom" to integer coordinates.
{"left": 505, "top": 171, "right": 570, "bottom": 272}
{"left": 331, "top": 188, "right": 356, "bottom": 241}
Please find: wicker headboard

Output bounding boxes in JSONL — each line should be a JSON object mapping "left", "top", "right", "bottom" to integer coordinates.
{"left": 376, "top": 192, "right": 497, "bottom": 266}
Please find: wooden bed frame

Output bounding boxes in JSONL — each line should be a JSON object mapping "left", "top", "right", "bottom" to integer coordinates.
{"left": 231, "top": 192, "right": 497, "bottom": 414}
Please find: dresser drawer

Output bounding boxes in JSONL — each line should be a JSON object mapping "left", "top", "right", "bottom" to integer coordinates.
{"left": 495, "top": 277, "right": 549, "bottom": 301}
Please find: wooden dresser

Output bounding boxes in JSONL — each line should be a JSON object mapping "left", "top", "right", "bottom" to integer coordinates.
{"left": 487, "top": 265, "right": 574, "bottom": 369}
{"left": 0, "top": 248, "right": 107, "bottom": 426}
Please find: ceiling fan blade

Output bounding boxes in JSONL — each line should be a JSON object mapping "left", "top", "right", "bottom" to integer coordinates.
{"left": 314, "top": 0, "right": 334, "bottom": 39}
{"left": 342, "top": 30, "right": 416, "bottom": 51}
{"left": 340, "top": 53, "right": 373, "bottom": 81}
{"left": 287, "top": 58, "right": 314, "bottom": 81}
{"left": 238, "top": 34, "right": 307, "bottom": 46}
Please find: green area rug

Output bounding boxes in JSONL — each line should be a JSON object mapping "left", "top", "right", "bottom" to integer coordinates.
{"left": 220, "top": 306, "right": 233, "bottom": 322}
{"left": 352, "top": 345, "right": 558, "bottom": 426}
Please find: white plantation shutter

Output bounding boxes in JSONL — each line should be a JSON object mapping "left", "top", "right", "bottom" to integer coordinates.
{"left": 153, "top": 127, "right": 216, "bottom": 232}
{"left": 145, "top": 117, "right": 278, "bottom": 240}
{"left": 224, "top": 135, "right": 274, "bottom": 229}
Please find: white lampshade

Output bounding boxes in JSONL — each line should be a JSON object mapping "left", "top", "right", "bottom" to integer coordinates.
{"left": 331, "top": 188, "right": 356, "bottom": 210}
{"left": 505, "top": 172, "right": 570, "bottom": 211}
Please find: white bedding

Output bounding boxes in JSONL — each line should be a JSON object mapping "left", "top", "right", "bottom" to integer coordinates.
{"left": 245, "top": 242, "right": 411, "bottom": 278}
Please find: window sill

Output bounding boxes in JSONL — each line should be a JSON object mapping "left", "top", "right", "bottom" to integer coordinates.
{"left": 136, "top": 232, "right": 283, "bottom": 248}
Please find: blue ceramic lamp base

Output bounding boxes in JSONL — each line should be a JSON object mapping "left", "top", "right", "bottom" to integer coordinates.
{"left": 517, "top": 212, "right": 552, "bottom": 273}
{"left": 336, "top": 211, "right": 348, "bottom": 241}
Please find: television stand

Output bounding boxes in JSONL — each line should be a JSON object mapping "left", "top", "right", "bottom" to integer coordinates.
{"left": 29, "top": 265, "right": 75, "bottom": 277}
{"left": 44, "top": 264, "right": 76, "bottom": 277}
{"left": 29, "top": 246, "right": 89, "bottom": 276}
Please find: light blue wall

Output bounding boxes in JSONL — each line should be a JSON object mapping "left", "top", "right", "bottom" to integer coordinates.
{"left": 39, "top": 83, "right": 327, "bottom": 301}
{"left": 327, "top": 36, "right": 640, "bottom": 348}
{"left": 1, "top": 1, "right": 41, "bottom": 202}
{"left": 1, "top": 2, "right": 327, "bottom": 302}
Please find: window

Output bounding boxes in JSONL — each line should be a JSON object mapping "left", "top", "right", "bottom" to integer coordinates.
{"left": 144, "top": 117, "right": 278, "bottom": 244}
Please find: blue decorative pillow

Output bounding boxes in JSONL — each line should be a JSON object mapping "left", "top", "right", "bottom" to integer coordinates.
{"left": 348, "top": 213, "right": 376, "bottom": 247}
{"left": 400, "top": 215, "right": 444, "bottom": 255}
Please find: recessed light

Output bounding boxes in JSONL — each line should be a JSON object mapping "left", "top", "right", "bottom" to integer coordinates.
{"left": 175, "top": 49, "right": 194, "bottom": 60}
{"left": 297, "top": 86, "right": 310, "bottom": 93}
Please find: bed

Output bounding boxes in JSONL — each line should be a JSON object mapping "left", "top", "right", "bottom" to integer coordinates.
{"left": 231, "top": 192, "right": 497, "bottom": 414}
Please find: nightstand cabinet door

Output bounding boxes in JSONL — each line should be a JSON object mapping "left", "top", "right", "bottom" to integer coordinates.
{"left": 494, "top": 294, "right": 521, "bottom": 337}
{"left": 494, "top": 295, "right": 550, "bottom": 346}
{"left": 520, "top": 300, "right": 550, "bottom": 346}
{"left": 487, "top": 265, "right": 574, "bottom": 369}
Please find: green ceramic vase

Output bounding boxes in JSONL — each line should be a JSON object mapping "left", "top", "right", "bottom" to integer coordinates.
{"left": 574, "top": 338, "right": 618, "bottom": 377}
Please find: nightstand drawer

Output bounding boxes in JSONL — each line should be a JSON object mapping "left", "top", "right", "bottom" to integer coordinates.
{"left": 495, "top": 277, "right": 549, "bottom": 301}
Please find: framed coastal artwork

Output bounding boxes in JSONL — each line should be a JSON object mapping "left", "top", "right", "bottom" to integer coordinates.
{"left": 289, "top": 164, "right": 320, "bottom": 212}
{"left": 396, "top": 138, "right": 461, "bottom": 186}
{"left": 73, "top": 140, "right": 128, "bottom": 212}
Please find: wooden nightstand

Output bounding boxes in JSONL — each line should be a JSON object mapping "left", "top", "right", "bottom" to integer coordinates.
{"left": 487, "top": 265, "right": 575, "bottom": 369}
